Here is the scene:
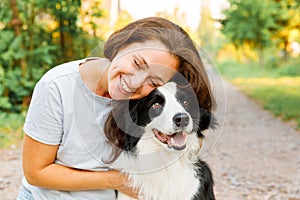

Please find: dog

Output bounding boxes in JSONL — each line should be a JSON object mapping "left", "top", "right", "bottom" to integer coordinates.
{"left": 104, "top": 79, "right": 216, "bottom": 200}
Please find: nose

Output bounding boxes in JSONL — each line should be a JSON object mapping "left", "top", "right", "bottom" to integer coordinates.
{"left": 173, "top": 113, "right": 189, "bottom": 128}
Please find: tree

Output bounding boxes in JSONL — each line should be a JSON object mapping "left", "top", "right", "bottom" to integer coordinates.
{"left": 221, "top": 0, "right": 278, "bottom": 65}
{"left": 46, "top": 0, "right": 81, "bottom": 61}
{"left": 0, "top": 0, "right": 106, "bottom": 113}
{"left": 271, "top": 0, "right": 300, "bottom": 60}
{"left": 0, "top": 0, "right": 57, "bottom": 112}
{"left": 197, "top": 0, "right": 224, "bottom": 59}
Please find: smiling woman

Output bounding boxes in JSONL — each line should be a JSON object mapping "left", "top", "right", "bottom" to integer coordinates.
{"left": 17, "top": 17, "right": 215, "bottom": 200}
{"left": 106, "top": 41, "right": 179, "bottom": 99}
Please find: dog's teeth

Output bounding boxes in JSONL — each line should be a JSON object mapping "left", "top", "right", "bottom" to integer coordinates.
{"left": 170, "top": 137, "right": 174, "bottom": 144}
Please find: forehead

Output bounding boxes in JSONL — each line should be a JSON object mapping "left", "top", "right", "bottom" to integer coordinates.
{"left": 119, "top": 41, "right": 179, "bottom": 69}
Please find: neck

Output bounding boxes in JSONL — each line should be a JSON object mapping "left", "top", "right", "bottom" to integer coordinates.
{"left": 94, "top": 63, "right": 110, "bottom": 97}
{"left": 79, "top": 58, "right": 111, "bottom": 97}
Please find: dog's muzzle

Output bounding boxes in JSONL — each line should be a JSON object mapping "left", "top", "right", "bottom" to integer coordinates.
{"left": 173, "top": 113, "right": 189, "bottom": 128}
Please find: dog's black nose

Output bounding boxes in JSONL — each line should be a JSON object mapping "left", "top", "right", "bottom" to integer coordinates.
{"left": 173, "top": 113, "right": 189, "bottom": 127}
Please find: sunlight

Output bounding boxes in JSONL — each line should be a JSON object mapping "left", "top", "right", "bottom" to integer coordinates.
{"left": 120, "top": 0, "right": 228, "bottom": 30}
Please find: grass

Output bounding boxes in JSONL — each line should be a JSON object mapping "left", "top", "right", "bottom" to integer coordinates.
{"left": 0, "top": 112, "right": 25, "bottom": 148}
{"left": 217, "top": 59, "right": 300, "bottom": 129}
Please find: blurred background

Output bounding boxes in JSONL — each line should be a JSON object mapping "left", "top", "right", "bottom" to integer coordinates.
{"left": 0, "top": 0, "right": 299, "bottom": 147}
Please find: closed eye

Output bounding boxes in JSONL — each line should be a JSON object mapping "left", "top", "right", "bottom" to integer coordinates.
{"left": 133, "top": 55, "right": 148, "bottom": 71}
{"left": 148, "top": 76, "right": 163, "bottom": 88}
{"left": 133, "top": 59, "right": 143, "bottom": 70}
{"left": 149, "top": 79, "right": 159, "bottom": 87}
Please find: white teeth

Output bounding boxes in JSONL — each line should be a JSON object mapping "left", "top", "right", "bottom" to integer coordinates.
{"left": 170, "top": 137, "right": 174, "bottom": 144}
{"left": 120, "top": 77, "right": 132, "bottom": 93}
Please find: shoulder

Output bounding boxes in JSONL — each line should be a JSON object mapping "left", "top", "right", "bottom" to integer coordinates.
{"left": 39, "top": 59, "right": 85, "bottom": 84}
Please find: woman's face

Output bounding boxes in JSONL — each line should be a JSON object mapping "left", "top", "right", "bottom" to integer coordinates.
{"left": 107, "top": 41, "right": 179, "bottom": 100}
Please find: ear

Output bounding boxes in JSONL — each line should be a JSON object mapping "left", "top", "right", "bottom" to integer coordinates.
{"left": 104, "top": 100, "right": 143, "bottom": 154}
{"left": 199, "top": 107, "right": 212, "bottom": 131}
{"left": 197, "top": 107, "right": 217, "bottom": 137}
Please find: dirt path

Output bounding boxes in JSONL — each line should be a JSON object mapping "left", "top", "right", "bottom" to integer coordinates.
{"left": 0, "top": 146, "right": 22, "bottom": 200}
{"left": 0, "top": 67, "right": 300, "bottom": 200}
{"left": 203, "top": 67, "right": 300, "bottom": 200}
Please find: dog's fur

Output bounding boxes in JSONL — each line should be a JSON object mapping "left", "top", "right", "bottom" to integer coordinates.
{"left": 104, "top": 81, "right": 215, "bottom": 200}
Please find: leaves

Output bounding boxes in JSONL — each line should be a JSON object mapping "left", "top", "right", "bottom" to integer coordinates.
{"left": 221, "top": 0, "right": 300, "bottom": 62}
{"left": 0, "top": 0, "right": 107, "bottom": 113}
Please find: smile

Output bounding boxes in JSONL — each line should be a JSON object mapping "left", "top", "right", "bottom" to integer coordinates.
{"left": 120, "top": 75, "right": 133, "bottom": 93}
{"left": 153, "top": 129, "right": 187, "bottom": 150}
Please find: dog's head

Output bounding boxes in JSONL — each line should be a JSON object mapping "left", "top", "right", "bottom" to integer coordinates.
{"left": 104, "top": 81, "right": 215, "bottom": 160}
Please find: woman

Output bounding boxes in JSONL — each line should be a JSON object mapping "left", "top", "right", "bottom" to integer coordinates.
{"left": 17, "top": 17, "right": 215, "bottom": 200}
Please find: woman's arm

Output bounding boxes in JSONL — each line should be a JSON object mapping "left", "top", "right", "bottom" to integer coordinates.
{"left": 22, "top": 134, "right": 138, "bottom": 198}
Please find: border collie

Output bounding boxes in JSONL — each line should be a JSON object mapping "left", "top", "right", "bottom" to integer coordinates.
{"left": 104, "top": 81, "right": 215, "bottom": 200}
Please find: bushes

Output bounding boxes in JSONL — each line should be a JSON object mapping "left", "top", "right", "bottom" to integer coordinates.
{"left": 0, "top": 112, "right": 25, "bottom": 147}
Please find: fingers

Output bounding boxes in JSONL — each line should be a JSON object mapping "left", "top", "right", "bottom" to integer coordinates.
{"left": 112, "top": 170, "right": 140, "bottom": 199}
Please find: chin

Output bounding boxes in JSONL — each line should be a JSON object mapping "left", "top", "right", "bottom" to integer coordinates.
{"left": 104, "top": 81, "right": 216, "bottom": 200}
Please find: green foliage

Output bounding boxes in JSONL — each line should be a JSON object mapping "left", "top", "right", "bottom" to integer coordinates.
{"left": 221, "top": 0, "right": 300, "bottom": 63}
{"left": 0, "top": 0, "right": 106, "bottom": 116}
{"left": 222, "top": 0, "right": 276, "bottom": 49}
{"left": 197, "top": 0, "right": 225, "bottom": 58}
{"left": 0, "top": 1, "right": 108, "bottom": 147}
{"left": 217, "top": 58, "right": 300, "bottom": 79}
{"left": 216, "top": 60, "right": 274, "bottom": 79}
{"left": 276, "top": 58, "right": 300, "bottom": 77}
{"left": 271, "top": 0, "right": 300, "bottom": 58}
{"left": 217, "top": 59, "right": 300, "bottom": 128}
{"left": 0, "top": 112, "right": 25, "bottom": 148}
{"left": 0, "top": 34, "right": 55, "bottom": 112}
{"left": 233, "top": 77, "right": 300, "bottom": 128}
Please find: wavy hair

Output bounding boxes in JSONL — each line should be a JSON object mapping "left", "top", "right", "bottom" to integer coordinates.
{"left": 104, "top": 17, "right": 216, "bottom": 111}
{"left": 103, "top": 17, "right": 216, "bottom": 162}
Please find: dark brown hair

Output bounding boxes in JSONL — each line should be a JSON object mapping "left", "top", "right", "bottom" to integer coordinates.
{"left": 104, "top": 17, "right": 216, "bottom": 111}
{"left": 103, "top": 17, "right": 216, "bottom": 162}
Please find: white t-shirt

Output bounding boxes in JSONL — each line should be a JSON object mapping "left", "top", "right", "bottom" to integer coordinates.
{"left": 22, "top": 58, "right": 116, "bottom": 199}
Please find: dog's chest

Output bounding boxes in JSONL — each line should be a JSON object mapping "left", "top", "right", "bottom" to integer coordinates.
{"left": 119, "top": 160, "right": 199, "bottom": 200}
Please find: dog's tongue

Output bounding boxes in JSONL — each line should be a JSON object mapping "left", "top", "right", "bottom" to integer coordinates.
{"left": 167, "top": 132, "right": 187, "bottom": 150}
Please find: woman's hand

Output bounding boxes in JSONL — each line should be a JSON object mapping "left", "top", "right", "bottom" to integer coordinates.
{"left": 23, "top": 134, "right": 140, "bottom": 197}
{"left": 22, "top": 134, "right": 137, "bottom": 193}
{"left": 109, "top": 170, "right": 139, "bottom": 199}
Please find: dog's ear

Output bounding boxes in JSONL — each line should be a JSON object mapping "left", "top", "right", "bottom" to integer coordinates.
{"left": 103, "top": 100, "right": 143, "bottom": 163}
{"left": 170, "top": 72, "right": 190, "bottom": 87}
{"left": 199, "top": 107, "right": 212, "bottom": 131}
{"left": 197, "top": 107, "right": 217, "bottom": 137}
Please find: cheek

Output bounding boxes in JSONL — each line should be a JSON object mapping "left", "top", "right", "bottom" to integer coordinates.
{"left": 108, "top": 74, "right": 119, "bottom": 91}
{"left": 110, "top": 57, "right": 133, "bottom": 75}
{"left": 107, "top": 64, "right": 118, "bottom": 87}
{"left": 131, "top": 85, "right": 154, "bottom": 99}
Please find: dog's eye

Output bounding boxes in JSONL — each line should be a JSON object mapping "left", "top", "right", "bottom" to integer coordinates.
{"left": 152, "top": 102, "right": 161, "bottom": 109}
{"left": 183, "top": 100, "right": 189, "bottom": 106}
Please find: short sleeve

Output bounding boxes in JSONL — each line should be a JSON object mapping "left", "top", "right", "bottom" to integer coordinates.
{"left": 23, "top": 81, "right": 63, "bottom": 145}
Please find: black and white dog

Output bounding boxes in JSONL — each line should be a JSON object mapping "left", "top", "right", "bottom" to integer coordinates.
{"left": 104, "top": 80, "right": 215, "bottom": 200}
